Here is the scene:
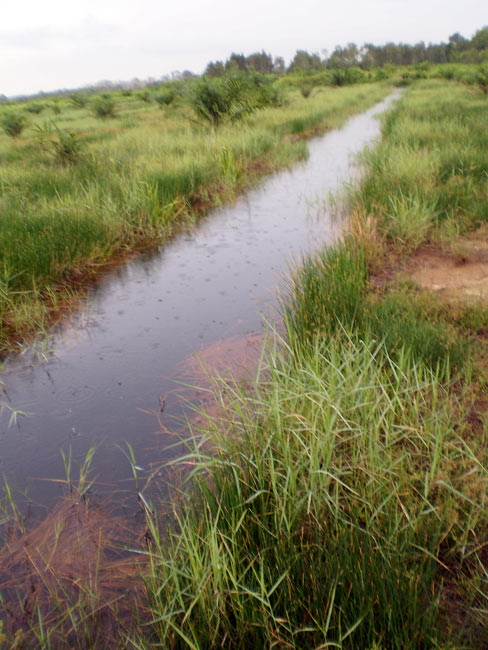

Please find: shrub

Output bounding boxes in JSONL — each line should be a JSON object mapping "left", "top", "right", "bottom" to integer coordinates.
{"left": 298, "top": 79, "right": 314, "bottom": 98}
{"left": 34, "top": 121, "right": 84, "bottom": 165}
{"left": 154, "top": 89, "right": 177, "bottom": 107}
{"left": 70, "top": 92, "right": 89, "bottom": 108}
{"left": 50, "top": 101, "right": 62, "bottom": 115}
{"left": 25, "top": 102, "right": 45, "bottom": 114}
{"left": 475, "top": 64, "right": 488, "bottom": 94}
{"left": 138, "top": 89, "right": 152, "bottom": 103}
{"left": 192, "top": 75, "right": 267, "bottom": 127}
{"left": 92, "top": 95, "right": 117, "bottom": 119}
{"left": 0, "top": 111, "right": 27, "bottom": 138}
{"left": 51, "top": 127, "right": 84, "bottom": 165}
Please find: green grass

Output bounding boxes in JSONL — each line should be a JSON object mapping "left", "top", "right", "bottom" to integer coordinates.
{"left": 136, "top": 327, "right": 487, "bottom": 648}
{"left": 283, "top": 241, "right": 466, "bottom": 370}
{"left": 0, "top": 82, "right": 390, "bottom": 352}
{"left": 353, "top": 80, "right": 488, "bottom": 248}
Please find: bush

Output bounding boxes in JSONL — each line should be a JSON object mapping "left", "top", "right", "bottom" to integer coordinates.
{"left": 70, "top": 92, "right": 89, "bottom": 108}
{"left": 51, "top": 127, "right": 84, "bottom": 165}
{"left": 475, "top": 63, "right": 488, "bottom": 93}
{"left": 34, "top": 121, "right": 84, "bottom": 165}
{"left": 154, "top": 88, "right": 177, "bottom": 107}
{"left": 92, "top": 95, "right": 117, "bottom": 119}
{"left": 298, "top": 79, "right": 314, "bottom": 98}
{"left": 138, "top": 89, "right": 152, "bottom": 103}
{"left": 0, "top": 111, "right": 27, "bottom": 138}
{"left": 192, "top": 75, "right": 271, "bottom": 127}
{"left": 50, "top": 101, "right": 62, "bottom": 115}
{"left": 25, "top": 102, "right": 45, "bottom": 114}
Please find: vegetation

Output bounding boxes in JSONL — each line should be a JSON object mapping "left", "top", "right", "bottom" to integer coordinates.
{"left": 0, "top": 70, "right": 487, "bottom": 648}
{"left": 92, "top": 94, "right": 117, "bottom": 119}
{"left": 353, "top": 80, "right": 488, "bottom": 243}
{"left": 0, "top": 110, "right": 27, "bottom": 138}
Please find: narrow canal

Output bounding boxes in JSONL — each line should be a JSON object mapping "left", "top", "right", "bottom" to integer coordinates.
{"left": 0, "top": 93, "right": 398, "bottom": 514}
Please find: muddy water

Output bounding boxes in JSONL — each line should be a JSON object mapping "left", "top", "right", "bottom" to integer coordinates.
{"left": 0, "top": 94, "right": 398, "bottom": 512}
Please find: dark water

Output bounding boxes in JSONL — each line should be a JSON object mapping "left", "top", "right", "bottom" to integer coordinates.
{"left": 0, "top": 94, "right": 398, "bottom": 512}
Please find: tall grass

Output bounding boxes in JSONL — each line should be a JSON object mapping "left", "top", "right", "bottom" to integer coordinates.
{"left": 353, "top": 80, "right": 488, "bottom": 248}
{"left": 283, "top": 241, "right": 466, "bottom": 369}
{"left": 138, "top": 325, "right": 487, "bottom": 648}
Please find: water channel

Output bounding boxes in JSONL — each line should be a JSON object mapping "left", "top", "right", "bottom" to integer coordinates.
{"left": 0, "top": 93, "right": 398, "bottom": 516}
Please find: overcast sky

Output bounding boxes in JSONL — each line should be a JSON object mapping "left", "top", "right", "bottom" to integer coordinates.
{"left": 1, "top": 0, "right": 486, "bottom": 97}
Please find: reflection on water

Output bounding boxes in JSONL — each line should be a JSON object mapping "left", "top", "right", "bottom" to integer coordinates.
{"left": 0, "top": 93, "right": 399, "bottom": 511}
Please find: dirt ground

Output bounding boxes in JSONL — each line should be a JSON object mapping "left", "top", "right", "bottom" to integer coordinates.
{"left": 407, "top": 230, "right": 488, "bottom": 302}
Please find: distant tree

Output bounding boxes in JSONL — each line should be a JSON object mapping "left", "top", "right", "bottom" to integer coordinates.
{"left": 246, "top": 51, "right": 274, "bottom": 74}
{"left": 449, "top": 32, "right": 469, "bottom": 50}
{"left": 272, "top": 56, "right": 284, "bottom": 74}
{"left": 471, "top": 26, "right": 488, "bottom": 51}
{"left": 205, "top": 61, "right": 225, "bottom": 77}
{"left": 327, "top": 43, "right": 360, "bottom": 68}
{"left": 288, "top": 50, "right": 323, "bottom": 74}
{"left": 225, "top": 53, "right": 249, "bottom": 74}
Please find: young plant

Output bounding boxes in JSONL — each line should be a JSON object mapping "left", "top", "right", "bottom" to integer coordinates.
{"left": 0, "top": 111, "right": 27, "bottom": 139}
{"left": 92, "top": 94, "right": 117, "bottom": 119}
{"left": 25, "top": 102, "right": 45, "bottom": 114}
{"left": 298, "top": 79, "right": 314, "bottom": 98}
{"left": 70, "top": 92, "right": 89, "bottom": 108}
{"left": 154, "top": 88, "right": 177, "bottom": 107}
{"left": 51, "top": 126, "right": 84, "bottom": 165}
{"left": 191, "top": 76, "right": 256, "bottom": 127}
{"left": 50, "top": 100, "right": 62, "bottom": 115}
{"left": 34, "top": 121, "right": 84, "bottom": 165}
{"left": 138, "top": 89, "right": 152, "bottom": 103}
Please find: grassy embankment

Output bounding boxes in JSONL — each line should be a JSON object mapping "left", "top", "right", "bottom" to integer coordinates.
{"left": 0, "top": 82, "right": 389, "bottom": 355}
{"left": 133, "top": 79, "right": 488, "bottom": 648}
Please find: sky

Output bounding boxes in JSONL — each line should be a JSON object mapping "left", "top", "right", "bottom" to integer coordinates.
{"left": 1, "top": 0, "right": 486, "bottom": 97}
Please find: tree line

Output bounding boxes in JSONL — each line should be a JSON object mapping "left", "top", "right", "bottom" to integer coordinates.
{"left": 204, "top": 26, "right": 488, "bottom": 76}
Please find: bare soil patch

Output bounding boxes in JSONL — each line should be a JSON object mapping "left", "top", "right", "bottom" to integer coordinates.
{"left": 408, "top": 231, "right": 488, "bottom": 302}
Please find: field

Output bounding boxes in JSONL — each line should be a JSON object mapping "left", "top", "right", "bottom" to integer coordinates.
{"left": 0, "top": 76, "right": 487, "bottom": 647}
